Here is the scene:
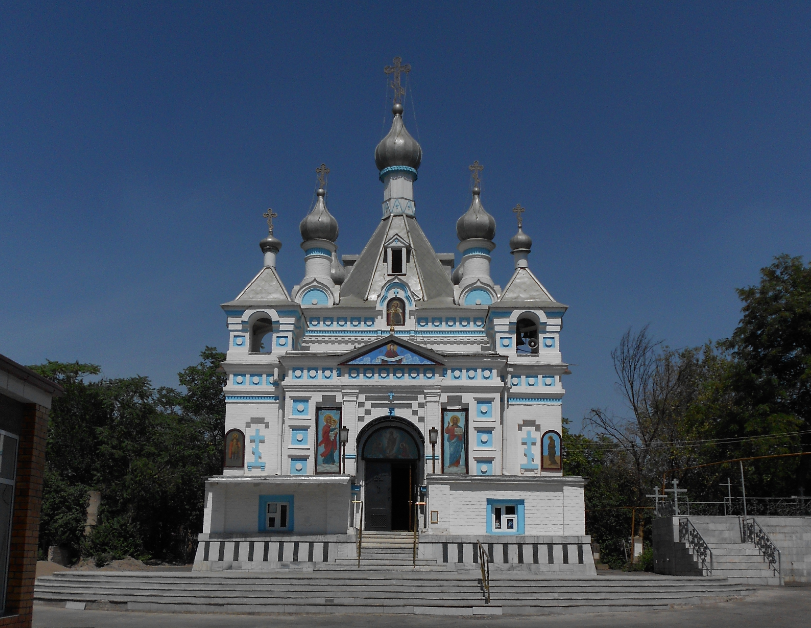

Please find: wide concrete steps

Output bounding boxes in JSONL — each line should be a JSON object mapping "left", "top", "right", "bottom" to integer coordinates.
{"left": 35, "top": 570, "right": 756, "bottom": 616}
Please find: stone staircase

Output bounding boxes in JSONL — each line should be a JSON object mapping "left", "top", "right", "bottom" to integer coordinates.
{"left": 35, "top": 569, "right": 756, "bottom": 616}
{"left": 338, "top": 530, "right": 438, "bottom": 567}
{"left": 688, "top": 517, "right": 782, "bottom": 585}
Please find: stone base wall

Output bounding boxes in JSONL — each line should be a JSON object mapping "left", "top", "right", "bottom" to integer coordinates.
{"left": 193, "top": 534, "right": 356, "bottom": 571}
{"left": 756, "top": 517, "right": 811, "bottom": 583}
{"left": 652, "top": 517, "right": 703, "bottom": 576}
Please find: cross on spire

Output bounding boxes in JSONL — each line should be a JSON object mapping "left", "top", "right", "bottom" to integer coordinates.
{"left": 469, "top": 160, "right": 483, "bottom": 188}
{"left": 512, "top": 204, "right": 525, "bottom": 229}
{"left": 316, "top": 163, "right": 330, "bottom": 189}
{"left": 384, "top": 56, "right": 411, "bottom": 105}
{"left": 262, "top": 208, "right": 278, "bottom": 234}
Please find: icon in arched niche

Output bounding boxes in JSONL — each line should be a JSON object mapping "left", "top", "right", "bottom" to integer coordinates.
{"left": 442, "top": 410, "right": 467, "bottom": 474}
{"left": 386, "top": 298, "right": 405, "bottom": 327}
{"left": 541, "top": 430, "right": 562, "bottom": 471}
{"left": 317, "top": 409, "right": 341, "bottom": 473}
{"left": 224, "top": 429, "right": 245, "bottom": 468}
{"left": 363, "top": 427, "right": 419, "bottom": 460}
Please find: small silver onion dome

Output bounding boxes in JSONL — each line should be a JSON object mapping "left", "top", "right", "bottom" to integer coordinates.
{"left": 299, "top": 188, "right": 339, "bottom": 242}
{"left": 330, "top": 252, "right": 346, "bottom": 285}
{"left": 259, "top": 233, "right": 282, "bottom": 253}
{"left": 374, "top": 103, "right": 422, "bottom": 172}
{"left": 509, "top": 225, "right": 533, "bottom": 251}
{"left": 456, "top": 187, "right": 496, "bottom": 241}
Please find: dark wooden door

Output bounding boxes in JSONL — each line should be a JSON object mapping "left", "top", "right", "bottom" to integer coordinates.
{"left": 390, "top": 463, "right": 412, "bottom": 531}
{"left": 364, "top": 461, "right": 391, "bottom": 530}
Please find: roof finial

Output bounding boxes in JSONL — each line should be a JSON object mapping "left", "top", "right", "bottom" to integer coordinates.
{"left": 316, "top": 163, "right": 330, "bottom": 191}
{"left": 512, "top": 203, "right": 525, "bottom": 229}
{"left": 469, "top": 160, "right": 483, "bottom": 191}
{"left": 262, "top": 207, "right": 278, "bottom": 235}
{"left": 384, "top": 56, "right": 411, "bottom": 106}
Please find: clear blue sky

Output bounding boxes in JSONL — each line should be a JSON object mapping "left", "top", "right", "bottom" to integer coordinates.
{"left": 2, "top": 1, "right": 809, "bottom": 431}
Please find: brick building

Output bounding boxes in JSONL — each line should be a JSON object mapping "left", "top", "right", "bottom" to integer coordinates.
{"left": 0, "top": 355, "right": 62, "bottom": 626}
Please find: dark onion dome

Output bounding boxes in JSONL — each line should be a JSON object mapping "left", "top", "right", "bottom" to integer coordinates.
{"left": 330, "top": 253, "right": 346, "bottom": 285}
{"left": 509, "top": 225, "right": 533, "bottom": 252}
{"left": 456, "top": 187, "right": 496, "bottom": 241}
{"left": 259, "top": 232, "right": 282, "bottom": 253}
{"left": 299, "top": 188, "right": 339, "bottom": 242}
{"left": 374, "top": 103, "right": 422, "bottom": 173}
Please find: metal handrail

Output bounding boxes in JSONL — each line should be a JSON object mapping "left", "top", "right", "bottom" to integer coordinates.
{"left": 477, "top": 541, "right": 491, "bottom": 604}
{"left": 678, "top": 517, "right": 713, "bottom": 576}
{"left": 353, "top": 500, "right": 363, "bottom": 568}
{"left": 741, "top": 516, "right": 781, "bottom": 577}
{"left": 413, "top": 501, "right": 425, "bottom": 568}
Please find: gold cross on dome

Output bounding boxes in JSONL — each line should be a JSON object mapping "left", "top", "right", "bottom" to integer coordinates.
{"left": 316, "top": 163, "right": 330, "bottom": 189}
{"left": 384, "top": 56, "right": 411, "bottom": 105}
{"left": 262, "top": 208, "right": 278, "bottom": 234}
{"left": 469, "top": 160, "right": 484, "bottom": 187}
{"left": 512, "top": 204, "right": 525, "bottom": 228}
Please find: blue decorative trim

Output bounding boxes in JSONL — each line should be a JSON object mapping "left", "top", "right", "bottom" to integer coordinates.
{"left": 303, "top": 329, "right": 484, "bottom": 337}
{"left": 462, "top": 247, "right": 491, "bottom": 257}
{"left": 226, "top": 395, "right": 279, "bottom": 402}
{"left": 521, "top": 430, "right": 539, "bottom": 470}
{"left": 304, "top": 247, "right": 332, "bottom": 257}
{"left": 290, "top": 458, "right": 308, "bottom": 475}
{"left": 477, "top": 401, "right": 493, "bottom": 418}
{"left": 508, "top": 397, "right": 562, "bottom": 404}
{"left": 465, "top": 289, "right": 494, "bottom": 306}
{"left": 345, "top": 454, "right": 357, "bottom": 460}
{"left": 224, "top": 310, "right": 245, "bottom": 317}
{"left": 545, "top": 311, "right": 565, "bottom": 317}
{"left": 476, "top": 430, "right": 494, "bottom": 448}
{"left": 276, "top": 310, "right": 301, "bottom": 317}
{"left": 291, "top": 429, "right": 309, "bottom": 446}
{"left": 233, "top": 335, "right": 245, "bottom": 347}
{"left": 248, "top": 429, "right": 266, "bottom": 471}
{"left": 476, "top": 460, "right": 494, "bottom": 475}
{"left": 292, "top": 399, "right": 310, "bottom": 416}
{"left": 378, "top": 165, "right": 418, "bottom": 181}
{"left": 301, "top": 288, "right": 329, "bottom": 306}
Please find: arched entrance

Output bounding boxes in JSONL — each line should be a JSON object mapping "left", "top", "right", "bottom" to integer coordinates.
{"left": 359, "top": 418, "right": 422, "bottom": 531}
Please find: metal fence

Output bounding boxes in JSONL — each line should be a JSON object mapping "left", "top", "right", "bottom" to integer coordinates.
{"left": 655, "top": 496, "right": 811, "bottom": 517}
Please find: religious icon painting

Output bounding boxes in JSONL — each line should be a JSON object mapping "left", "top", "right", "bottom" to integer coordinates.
{"left": 316, "top": 408, "right": 341, "bottom": 474}
{"left": 541, "top": 430, "right": 562, "bottom": 471}
{"left": 386, "top": 297, "right": 406, "bottom": 327}
{"left": 223, "top": 429, "right": 245, "bottom": 469}
{"left": 442, "top": 410, "right": 468, "bottom": 474}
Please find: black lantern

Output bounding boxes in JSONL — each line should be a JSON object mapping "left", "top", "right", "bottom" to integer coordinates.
{"left": 428, "top": 427, "right": 438, "bottom": 474}
{"left": 339, "top": 426, "right": 350, "bottom": 473}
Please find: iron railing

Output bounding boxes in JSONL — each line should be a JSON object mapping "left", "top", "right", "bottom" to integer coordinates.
{"left": 353, "top": 500, "right": 363, "bottom": 568}
{"left": 477, "top": 541, "right": 491, "bottom": 604}
{"left": 412, "top": 501, "right": 425, "bottom": 568}
{"left": 741, "top": 517, "right": 781, "bottom": 577}
{"left": 678, "top": 517, "right": 713, "bottom": 575}
{"left": 657, "top": 496, "right": 811, "bottom": 518}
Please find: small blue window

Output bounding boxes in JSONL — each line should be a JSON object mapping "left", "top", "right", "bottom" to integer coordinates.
{"left": 258, "top": 495, "right": 294, "bottom": 532}
{"left": 486, "top": 499, "right": 525, "bottom": 534}
{"left": 301, "top": 288, "right": 329, "bottom": 306}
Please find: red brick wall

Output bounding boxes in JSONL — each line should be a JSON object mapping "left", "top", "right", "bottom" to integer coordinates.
{"left": 0, "top": 403, "right": 48, "bottom": 628}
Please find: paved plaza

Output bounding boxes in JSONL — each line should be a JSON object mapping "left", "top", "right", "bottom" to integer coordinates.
{"left": 32, "top": 584, "right": 811, "bottom": 628}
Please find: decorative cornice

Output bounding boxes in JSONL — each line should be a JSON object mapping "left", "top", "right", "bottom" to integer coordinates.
{"left": 379, "top": 166, "right": 418, "bottom": 182}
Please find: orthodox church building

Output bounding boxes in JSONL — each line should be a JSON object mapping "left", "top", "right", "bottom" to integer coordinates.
{"left": 195, "top": 60, "right": 592, "bottom": 572}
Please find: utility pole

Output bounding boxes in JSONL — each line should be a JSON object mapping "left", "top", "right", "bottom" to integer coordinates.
{"left": 739, "top": 460, "right": 747, "bottom": 518}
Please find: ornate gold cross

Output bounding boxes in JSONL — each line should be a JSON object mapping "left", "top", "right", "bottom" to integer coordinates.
{"left": 384, "top": 56, "right": 411, "bottom": 105}
{"left": 316, "top": 163, "right": 330, "bottom": 189}
{"left": 513, "top": 204, "right": 525, "bottom": 228}
{"left": 262, "top": 208, "right": 277, "bottom": 234}
{"left": 469, "top": 160, "right": 484, "bottom": 187}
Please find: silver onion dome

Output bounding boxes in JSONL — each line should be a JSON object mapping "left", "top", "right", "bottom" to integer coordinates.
{"left": 374, "top": 103, "right": 422, "bottom": 172}
{"left": 456, "top": 187, "right": 496, "bottom": 241}
{"left": 299, "top": 188, "right": 339, "bottom": 242}
{"left": 509, "top": 225, "right": 533, "bottom": 252}
{"left": 330, "top": 252, "right": 346, "bottom": 285}
{"left": 259, "top": 232, "right": 282, "bottom": 254}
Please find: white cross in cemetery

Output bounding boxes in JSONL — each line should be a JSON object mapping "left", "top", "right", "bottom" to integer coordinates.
{"left": 645, "top": 486, "right": 664, "bottom": 516}
{"left": 664, "top": 478, "right": 687, "bottom": 515}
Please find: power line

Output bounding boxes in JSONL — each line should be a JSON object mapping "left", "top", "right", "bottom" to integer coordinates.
{"left": 571, "top": 428, "right": 811, "bottom": 453}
